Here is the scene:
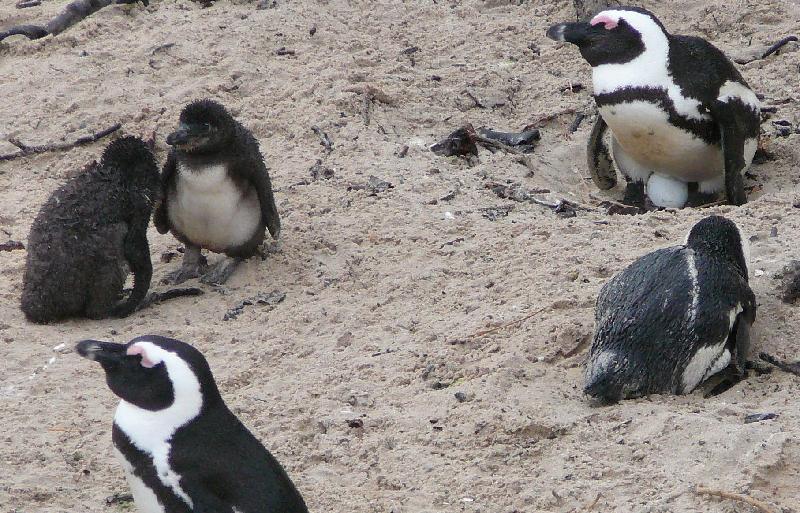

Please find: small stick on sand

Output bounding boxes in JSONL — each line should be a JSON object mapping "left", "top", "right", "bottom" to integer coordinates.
{"left": 472, "top": 133, "right": 536, "bottom": 172}
{"left": 310, "top": 126, "right": 333, "bottom": 154}
{"left": 694, "top": 486, "right": 776, "bottom": 513}
{"left": 761, "top": 36, "right": 799, "bottom": 59}
{"left": 16, "top": 0, "right": 42, "bottom": 8}
{"left": 0, "top": 123, "right": 122, "bottom": 161}
{"left": 471, "top": 305, "right": 549, "bottom": 338}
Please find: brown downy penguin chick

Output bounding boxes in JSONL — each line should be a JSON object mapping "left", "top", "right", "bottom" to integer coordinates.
{"left": 21, "top": 136, "right": 160, "bottom": 323}
{"left": 154, "top": 99, "right": 281, "bottom": 285}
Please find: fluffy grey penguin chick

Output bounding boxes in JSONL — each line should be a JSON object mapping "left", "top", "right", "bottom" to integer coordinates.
{"left": 154, "top": 99, "right": 281, "bottom": 285}
{"left": 547, "top": 7, "right": 760, "bottom": 209}
{"left": 76, "top": 335, "right": 309, "bottom": 513}
{"left": 585, "top": 215, "right": 756, "bottom": 403}
{"left": 21, "top": 136, "right": 160, "bottom": 323}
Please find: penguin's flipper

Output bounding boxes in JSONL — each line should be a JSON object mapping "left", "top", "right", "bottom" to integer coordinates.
{"left": 111, "top": 225, "right": 153, "bottom": 317}
{"left": 154, "top": 152, "right": 177, "bottom": 234}
{"left": 587, "top": 115, "right": 617, "bottom": 190}
{"left": 248, "top": 159, "right": 282, "bottom": 240}
{"left": 711, "top": 99, "right": 750, "bottom": 206}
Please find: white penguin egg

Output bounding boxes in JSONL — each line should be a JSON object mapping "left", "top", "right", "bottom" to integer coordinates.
{"left": 646, "top": 174, "right": 688, "bottom": 208}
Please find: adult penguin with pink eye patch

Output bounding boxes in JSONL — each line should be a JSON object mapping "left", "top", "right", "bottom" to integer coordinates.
{"left": 76, "top": 336, "right": 308, "bottom": 513}
{"left": 546, "top": 7, "right": 760, "bottom": 209}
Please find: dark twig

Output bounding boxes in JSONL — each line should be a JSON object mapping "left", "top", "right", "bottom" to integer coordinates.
{"left": 1, "top": 0, "right": 148, "bottom": 43}
{"left": 0, "top": 123, "right": 122, "bottom": 161}
{"left": 569, "top": 112, "right": 587, "bottom": 133}
{"left": 16, "top": 0, "right": 42, "bottom": 8}
{"left": 694, "top": 486, "right": 776, "bottom": 513}
{"left": 136, "top": 288, "right": 203, "bottom": 311}
{"left": 0, "top": 240, "right": 24, "bottom": 252}
{"left": 761, "top": 36, "right": 798, "bottom": 59}
{"left": 759, "top": 352, "right": 800, "bottom": 377}
{"left": 310, "top": 126, "right": 333, "bottom": 154}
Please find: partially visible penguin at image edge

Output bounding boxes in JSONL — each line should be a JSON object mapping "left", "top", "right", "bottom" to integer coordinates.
{"left": 547, "top": 7, "right": 760, "bottom": 209}
{"left": 154, "top": 99, "right": 281, "bottom": 286}
{"left": 76, "top": 335, "right": 309, "bottom": 513}
{"left": 585, "top": 215, "right": 756, "bottom": 403}
{"left": 21, "top": 136, "right": 160, "bottom": 323}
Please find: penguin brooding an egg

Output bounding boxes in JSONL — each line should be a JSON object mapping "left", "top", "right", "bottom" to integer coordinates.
{"left": 546, "top": 7, "right": 760, "bottom": 209}
{"left": 76, "top": 335, "right": 309, "bottom": 513}
{"left": 585, "top": 216, "right": 756, "bottom": 402}
{"left": 21, "top": 136, "right": 160, "bottom": 323}
{"left": 154, "top": 99, "right": 281, "bottom": 285}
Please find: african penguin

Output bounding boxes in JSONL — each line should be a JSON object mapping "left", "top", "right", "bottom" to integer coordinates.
{"left": 547, "top": 7, "right": 760, "bottom": 209}
{"left": 154, "top": 99, "right": 281, "bottom": 285}
{"left": 585, "top": 215, "right": 756, "bottom": 403}
{"left": 75, "top": 335, "right": 309, "bottom": 513}
{"left": 21, "top": 136, "right": 160, "bottom": 323}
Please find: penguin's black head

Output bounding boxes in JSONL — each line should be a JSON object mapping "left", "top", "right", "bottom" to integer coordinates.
{"left": 685, "top": 215, "right": 750, "bottom": 280}
{"left": 167, "top": 99, "right": 235, "bottom": 154}
{"left": 546, "top": 7, "right": 666, "bottom": 67}
{"left": 76, "top": 335, "right": 222, "bottom": 412}
{"left": 100, "top": 136, "right": 160, "bottom": 200}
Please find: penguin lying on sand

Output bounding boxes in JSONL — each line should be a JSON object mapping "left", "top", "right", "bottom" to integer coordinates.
{"left": 547, "top": 7, "right": 760, "bottom": 209}
{"left": 21, "top": 137, "right": 159, "bottom": 323}
{"left": 76, "top": 335, "right": 309, "bottom": 513}
{"left": 154, "top": 99, "right": 281, "bottom": 285}
{"left": 585, "top": 215, "right": 755, "bottom": 402}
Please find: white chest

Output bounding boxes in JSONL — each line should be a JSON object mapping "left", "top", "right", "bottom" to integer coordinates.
{"left": 601, "top": 101, "right": 723, "bottom": 182}
{"left": 168, "top": 162, "right": 261, "bottom": 252}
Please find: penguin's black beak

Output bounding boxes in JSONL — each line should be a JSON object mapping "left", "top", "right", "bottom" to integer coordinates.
{"left": 546, "top": 22, "right": 596, "bottom": 46}
{"left": 75, "top": 340, "right": 127, "bottom": 364}
{"left": 166, "top": 124, "right": 193, "bottom": 146}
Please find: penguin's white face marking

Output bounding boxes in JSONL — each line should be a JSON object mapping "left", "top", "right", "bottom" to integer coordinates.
{"left": 604, "top": 102, "right": 723, "bottom": 183}
{"left": 646, "top": 174, "right": 688, "bottom": 208}
{"left": 169, "top": 162, "right": 261, "bottom": 252}
{"left": 591, "top": 11, "right": 710, "bottom": 122}
{"left": 114, "top": 341, "right": 202, "bottom": 510}
{"left": 114, "top": 447, "right": 166, "bottom": 513}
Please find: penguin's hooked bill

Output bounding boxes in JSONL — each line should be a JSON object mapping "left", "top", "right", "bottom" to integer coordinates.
{"left": 75, "top": 340, "right": 131, "bottom": 364}
{"left": 546, "top": 22, "right": 603, "bottom": 45}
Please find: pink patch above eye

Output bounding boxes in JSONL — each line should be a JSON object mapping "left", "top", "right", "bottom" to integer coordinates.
{"left": 590, "top": 14, "right": 618, "bottom": 30}
{"left": 127, "top": 345, "right": 157, "bottom": 368}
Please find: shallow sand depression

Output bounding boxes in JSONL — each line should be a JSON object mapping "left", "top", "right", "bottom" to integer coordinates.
{"left": 1, "top": 0, "right": 800, "bottom": 511}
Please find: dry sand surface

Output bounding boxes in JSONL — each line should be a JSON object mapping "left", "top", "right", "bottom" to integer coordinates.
{"left": 1, "top": 0, "right": 800, "bottom": 511}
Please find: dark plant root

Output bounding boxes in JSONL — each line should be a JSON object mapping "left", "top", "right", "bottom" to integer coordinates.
{"left": 136, "top": 288, "right": 204, "bottom": 311}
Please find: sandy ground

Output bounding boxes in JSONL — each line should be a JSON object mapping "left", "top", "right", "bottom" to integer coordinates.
{"left": 1, "top": 0, "right": 800, "bottom": 511}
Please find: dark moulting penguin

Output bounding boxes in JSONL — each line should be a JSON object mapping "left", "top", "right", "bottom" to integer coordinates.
{"left": 154, "top": 99, "right": 281, "bottom": 285}
{"left": 585, "top": 215, "right": 756, "bottom": 403}
{"left": 21, "top": 136, "right": 160, "bottom": 323}
{"left": 76, "top": 335, "right": 309, "bottom": 513}
{"left": 546, "top": 7, "right": 760, "bottom": 209}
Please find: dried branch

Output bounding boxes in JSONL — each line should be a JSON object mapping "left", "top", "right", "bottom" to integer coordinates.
{"left": 1, "top": 0, "right": 147, "bottom": 43}
{"left": 0, "top": 123, "right": 122, "bottom": 161}
{"left": 694, "top": 486, "right": 776, "bottom": 513}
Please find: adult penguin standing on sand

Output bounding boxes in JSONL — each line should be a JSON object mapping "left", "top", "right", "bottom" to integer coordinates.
{"left": 547, "top": 7, "right": 760, "bottom": 209}
{"left": 154, "top": 99, "right": 281, "bottom": 285}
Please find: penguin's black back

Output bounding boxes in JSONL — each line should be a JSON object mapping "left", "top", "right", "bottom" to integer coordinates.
{"left": 588, "top": 243, "right": 754, "bottom": 400}
{"left": 169, "top": 404, "right": 308, "bottom": 513}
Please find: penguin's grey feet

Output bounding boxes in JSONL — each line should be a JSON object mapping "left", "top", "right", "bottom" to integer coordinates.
{"left": 200, "top": 258, "right": 242, "bottom": 286}
{"left": 701, "top": 368, "right": 747, "bottom": 398}
{"left": 745, "top": 359, "right": 774, "bottom": 376}
{"left": 686, "top": 183, "right": 719, "bottom": 207}
{"left": 163, "top": 255, "right": 208, "bottom": 285}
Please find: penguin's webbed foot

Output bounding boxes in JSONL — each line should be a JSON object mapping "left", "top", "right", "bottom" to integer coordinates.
{"left": 200, "top": 257, "right": 242, "bottom": 286}
{"left": 162, "top": 246, "right": 207, "bottom": 285}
